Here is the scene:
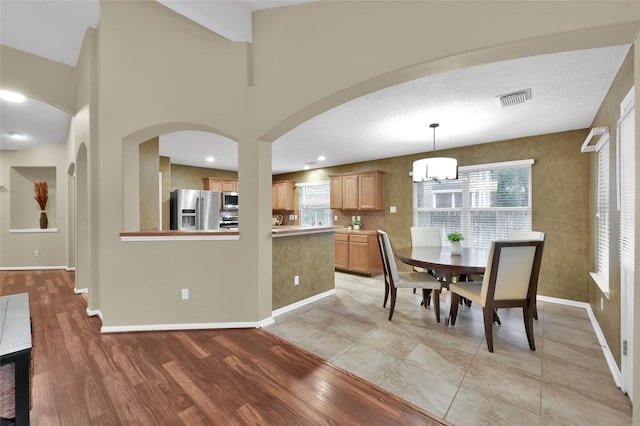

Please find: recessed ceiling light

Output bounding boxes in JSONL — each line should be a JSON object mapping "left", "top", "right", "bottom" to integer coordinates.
{"left": 7, "top": 131, "right": 26, "bottom": 139}
{"left": 317, "top": 155, "right": 326, "bottom": 161}
{"left": 206, "top": 156, "right": 214, "bottom": 162}
{"left": 0, "top": 90, "right": 26, "bottom": 103}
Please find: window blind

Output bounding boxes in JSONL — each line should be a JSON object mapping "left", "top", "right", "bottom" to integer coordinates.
{"left": 298, "top": 182, "right": 331, "bottom": 226}
{"left": 413, "top": 159, "right": 533, "bottom": 248}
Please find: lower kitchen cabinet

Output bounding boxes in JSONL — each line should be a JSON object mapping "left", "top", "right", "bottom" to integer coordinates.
{"left": 334, "top": 230, "right": 382, "bottom": 277}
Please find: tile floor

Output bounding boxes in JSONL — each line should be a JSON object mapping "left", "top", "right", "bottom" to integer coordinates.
{"left": 264, "top": 272, "right": 632, "bottom": 425}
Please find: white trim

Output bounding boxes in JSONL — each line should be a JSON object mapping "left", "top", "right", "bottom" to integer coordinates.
{"left": 538, "top": 295, "right": 621, "bottom": 389}
{"left": 120, "top": 234, "right": 239, "bottom": 242}
{"left": 590, "top": 272, "right": 610, "bottom": 299}
{"left": 74, "top": 288, "right": 88, "bottom": 294}
{"left": 9, "top": 228, "right": 58, "bottom": 233}
{"left": 101, "top": 320, "right": 264, "bottom": 333}
{"left": 581, "top": 127, "right": 610, "bottom": 153}
{"left": 620, "top": 84, "right": 635, "bottom": 116}
{"left": 296, "top": 180, "right": 329, "bottom": 187}
{"left": 65, "top": 266, "right": 76, "bottom": 272}
{"left": 271, "top": 289, "right": 337, "bottom": 317}
{"left": 0, "top": 265, "right": 67, "bottom": 271}
{"left": 457, "top": 158, "right": 534, "bottom": 173}
{"left": 86, "top": 308, "right": 103, "bottom": 320}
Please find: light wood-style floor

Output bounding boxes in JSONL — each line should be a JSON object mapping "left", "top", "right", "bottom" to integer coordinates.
{"left": 0, "top": 270, "right": 449, "bottom": 425}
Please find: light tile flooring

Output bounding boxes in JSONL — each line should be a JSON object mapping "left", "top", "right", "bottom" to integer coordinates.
{"left": 264, "top": 272, "right": 632, "bottom": 425}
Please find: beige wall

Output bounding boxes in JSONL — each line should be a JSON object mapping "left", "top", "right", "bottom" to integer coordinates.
{"left": 139, "top": 137, "right": 159, "bottom": 231}
{"left": 589, "top": 46, "right": 636, "bottom": 368}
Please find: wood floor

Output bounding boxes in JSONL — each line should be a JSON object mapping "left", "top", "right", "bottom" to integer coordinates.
{"left": 0, "top": 270, "right": 449, "bottom": 425}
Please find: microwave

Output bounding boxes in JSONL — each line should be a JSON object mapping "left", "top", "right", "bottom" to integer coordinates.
{"left": 222, "top": 192, "right": 239, "bottom": 210}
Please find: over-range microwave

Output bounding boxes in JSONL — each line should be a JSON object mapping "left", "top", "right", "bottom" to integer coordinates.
{"left": 222, "top": 192, "right": 239, "bottom": 210}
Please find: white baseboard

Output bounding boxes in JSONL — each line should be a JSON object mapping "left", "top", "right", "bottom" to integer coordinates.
{"left": 74, "top": 288, "right": 88, "bottom": 294}
{"left": 101, "top": 321, "right": 264, "bottom": 333}
{"left": 271, "top": 289, "right": 337, "bottom": 318}
{"left": 0, "top": 265, "right": 67, "bottom": 271}
{"left": 538, "top": 295, "right": 621, "bottom": 388}
{"left": 86, "top": 308, "right": 103, "bottom": 320}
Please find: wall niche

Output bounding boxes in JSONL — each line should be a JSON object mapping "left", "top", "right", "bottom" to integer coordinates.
{"left": 10, "top": 166, "right": 57, "bottom": 230}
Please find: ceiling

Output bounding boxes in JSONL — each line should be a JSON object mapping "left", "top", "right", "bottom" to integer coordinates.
{"left": 0, "top": 1, "right": 631, "bottom": 175}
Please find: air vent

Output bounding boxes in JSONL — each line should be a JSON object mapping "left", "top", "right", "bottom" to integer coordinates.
{"left": 497, "top": 88, "right": 531, "bottom": 107}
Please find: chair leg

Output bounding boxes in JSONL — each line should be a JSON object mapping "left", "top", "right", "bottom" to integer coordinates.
{"left": 383, "top": 280, "right": 390, "bottom": 308}
{"left": 533, "top": 301, "right": 538, "bottom": 321}
{"left": 523, "top": 306, "right": 536, "bottom": 350}
{"left": 388, "top": 287, "right": 397, "bottom": 320}
{"left": 433, "top": 289, "right": 440, "bottom": 323}
{"left": 450, "top": 293, "right": 460, "bottom": 325}
{"left": 483, "top": 307, "right": 494, "bottom": 352}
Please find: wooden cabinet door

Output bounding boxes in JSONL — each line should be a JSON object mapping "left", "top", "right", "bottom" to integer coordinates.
{"left": 343, "top": 175, "right": 359, "bottom": 210}
{"left": 335, "top": 233, "right": 349, "bottom": 270}
{"left": 330, "top": 176, "right": 343, "bottom": 209}
{"left": 221, "top": 180, "right": 237, "bottom": 192}
{"left": 358, "top": 172, "right": 382, "bottom": 209}
{"left": 272, "top": 181, "right": 295, "bottom": 210}
{"left": 203, "top": 178, "right": 222, "bottom": 192}
{"left": 348, "top": 234, "right": 370, "bottom": 274}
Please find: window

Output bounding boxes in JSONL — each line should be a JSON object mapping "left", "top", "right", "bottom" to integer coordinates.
{"left": 591, "top": 135, "right": 610, "bottom": 294}
{"left": 413, "top": 159, "right": 533, "bottom": 248}
{"left": 618, "top": 87, "right": 634, "bottom": 287}
{"left": 298, "top": 181, "right": 332, "bottom": 226}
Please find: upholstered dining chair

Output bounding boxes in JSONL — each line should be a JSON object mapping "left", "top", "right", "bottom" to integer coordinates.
{"left": 448, "top": 240, "right": 544, "bottom": 352}
{"left": 377, "top": 230, "right": 443, "bottom": 322}
{"left": 509, "top": 230, "right": 546, "bottom": 320}
{"left": 410, "top": 226, "right": 447, "bottom": 302}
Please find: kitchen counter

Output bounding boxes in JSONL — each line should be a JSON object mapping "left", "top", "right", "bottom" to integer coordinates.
{"left": 119, "top": 229, "right": 239, "bottom": 241}
{"left": 271, "top": 225, "right": 339, "bottom": 237}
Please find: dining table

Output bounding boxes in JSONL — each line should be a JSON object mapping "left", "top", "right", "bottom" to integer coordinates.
{"left": 395, "top": 245, "right": 490, "bottom": 324}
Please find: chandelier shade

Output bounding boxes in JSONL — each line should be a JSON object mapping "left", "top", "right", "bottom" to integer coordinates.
{"left": 412, "top": 123, "right": 458, "bottom": 182}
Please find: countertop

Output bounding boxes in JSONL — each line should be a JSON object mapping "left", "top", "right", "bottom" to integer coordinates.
{"left": 120, "top": 225, "right": 340, "bottom": 241}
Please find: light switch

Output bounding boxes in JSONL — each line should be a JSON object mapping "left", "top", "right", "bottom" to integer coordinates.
{"left": 390, "top": 206, "right": 397, "bottom": 213}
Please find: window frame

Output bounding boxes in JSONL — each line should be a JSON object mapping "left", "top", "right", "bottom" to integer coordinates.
{"left": 297, "top": 180, "right": 332, "bottom": 226}
{"left": 413, "top": 159, "right": 534, "bottom": 248}
{"left": 590, "top": 134, "right": 611, "bottom": 296}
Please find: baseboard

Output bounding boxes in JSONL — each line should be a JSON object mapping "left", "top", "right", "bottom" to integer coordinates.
{"left": 0, "top": 265, "right": 67, "bottom": 271}
{"left": 271, "top": 289, "right": 337, "bottom": 318}
{"left": 86, "top": 308, "right": 103, "bottom": 320}
{"left": 101, "top": 321, "right": 264, "bottom": 333}
{"left": 538, "top": 295, "right": 621, "bottom": 388}
{"left": 74, "top": 288, "right": 88, "bottom": 294}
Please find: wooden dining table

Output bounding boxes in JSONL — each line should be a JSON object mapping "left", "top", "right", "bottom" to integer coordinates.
{"left": 395, "top": 246, "right": 490, "bottom": 324}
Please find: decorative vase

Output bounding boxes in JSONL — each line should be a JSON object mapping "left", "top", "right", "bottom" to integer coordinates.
{"left": 39, "top": 211, "right": 48, "bottom": 229}
{"left": 353, "top": 225, "right": 360, "bottom": 230}
{"left": 450, "top": 240, "right": 462, "bottom": 255}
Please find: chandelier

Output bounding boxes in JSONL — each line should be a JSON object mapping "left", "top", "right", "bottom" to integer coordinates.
{"left": 412, "top": 123, "right": 457, "bottom": 182}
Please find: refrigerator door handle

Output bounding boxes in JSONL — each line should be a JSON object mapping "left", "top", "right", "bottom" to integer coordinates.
{"left": 196, "top": 196, "right": 201, "bottom": 230}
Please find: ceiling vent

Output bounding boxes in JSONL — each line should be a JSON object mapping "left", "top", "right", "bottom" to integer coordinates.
{"left": 497, "top": 88, "right": 532, "bottom": 107}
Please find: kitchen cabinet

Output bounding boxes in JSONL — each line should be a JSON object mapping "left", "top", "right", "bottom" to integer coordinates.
{"left": 272, "top": 180, "right": 296, "bottom": 210}
{"left": 334, "top": 230, "right": 382, "bottom": 277}
{"left": 329, "top": 170, "right": 384, "bottom": 210}
{"left": 203, "top": 178, "right": 238, "bottom": 193}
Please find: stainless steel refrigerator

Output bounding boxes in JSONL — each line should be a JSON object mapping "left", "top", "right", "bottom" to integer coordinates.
{"left": 170, "top": 190, "right": 220, "bottom": 230}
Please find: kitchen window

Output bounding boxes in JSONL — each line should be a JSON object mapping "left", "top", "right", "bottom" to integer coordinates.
{"left": 298, "top": 181, "right": 332, "bottom": 226}
{"left": 413, "top": 159, "right": 533, "bottom": 248}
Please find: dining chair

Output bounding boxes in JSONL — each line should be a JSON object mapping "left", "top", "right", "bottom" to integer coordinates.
{"left": 377, "top": 230, "right": 443, "bottom": 322}
{"left": 448, "top": 240, "right": 544, "bottom": 352}
{"left": 410, "top": 226, "right": 447, "bottom": 302}
{"left": 509, "top": 230, "right": 546, "bottom": 320}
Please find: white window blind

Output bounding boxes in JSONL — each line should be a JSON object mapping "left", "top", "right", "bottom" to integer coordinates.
{"left": 298, "top": 181, "right": 332, "bottom": 226}
{"left": 592, "top": 136, "right": 610, "bottom": 294}
{"left": 413, "top": 159, "right": 533, "bottom": 248}
{"left": 619, "top": 96, "right": 635, "bottom": 272}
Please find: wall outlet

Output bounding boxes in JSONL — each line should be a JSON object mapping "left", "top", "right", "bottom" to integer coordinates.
{"left": 182, "top": 288, "right": 189, "bottom": 300}
{"left": 334, "top": 215, "right": 338, "bottom": 221}
{"left": 390, "top": 206, "right": 397, "bottom": 213}
{"left": 294, "top": 275, "right": 299, "bottom": 285}
{"left": 600, "top": 297, "right": 604, "bottom": 311}
{"left": 34, "top": 250, "right": 40, "bottom": 257}
{"left": 289, "top": 214, "right": 295, "bottom": 220}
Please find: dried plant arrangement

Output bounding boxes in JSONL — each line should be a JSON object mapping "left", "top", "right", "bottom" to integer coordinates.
{"left": 34, "top": 181, "right": 48, "bottom": 211}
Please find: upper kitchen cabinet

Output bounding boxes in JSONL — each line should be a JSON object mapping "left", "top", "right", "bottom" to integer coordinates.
{"left": 272, "top": 180, "right": 296, "bottom": 210}
{"left": 203, "top": 178, "right": 238, "bottom": 193}
{"left": 329, "top": 170, "right": 384, "bottom": 210}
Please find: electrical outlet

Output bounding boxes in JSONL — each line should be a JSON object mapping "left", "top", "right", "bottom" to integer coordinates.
{"left": 600, "top": 297, "right": 604, "bottom": 311}
{"left": 294, "top": 275, "right": 299, "bottom": 286}
{"left": 334, "top": 215, "right": 338, "bottom": 221}
{"left": 390, "top": 206, "right": 397, "bottom": 213}
{"left": 289, "top": 215, "right": 295, "bottom": 220}
{"left": 182, "top": 288, "right": 189, "bottom": 300}
{"left": 34, "top": 250, "right": 39, "bottom": 257}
